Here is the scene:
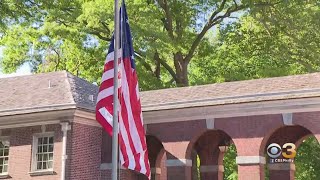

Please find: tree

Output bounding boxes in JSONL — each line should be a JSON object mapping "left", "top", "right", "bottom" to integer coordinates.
{"left": 295, "top": 136, "right": 320, "bottom": 180}
{"left": 223, "top": 144, "right": 237, "bottom": 180}
{"left": 0, "top": 0, "right": 278, "bottom": 88}
{"left": 195, "top": 0, "right": 320, "bottom": 83}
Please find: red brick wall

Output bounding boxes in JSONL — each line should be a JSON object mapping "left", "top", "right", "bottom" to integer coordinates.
{"left": 101, "top": 131, "right": 112, "bottom": 164}
{"left": 97, "top": 111, "right": 320, "bottom": 180}
{"left": 6, "top": 124, "right": 62, "bottom": 180}
{"left": 67, "top": 122, "right": 102, "bottom": 180}
{"left": 100, "top": 169, "right": 140, "bottom": 180}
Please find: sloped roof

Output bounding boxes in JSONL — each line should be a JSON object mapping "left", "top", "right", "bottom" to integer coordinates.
{"left": 140, "top": 72, "right": 320, "bottom": 110}
{"left": 1, "top": 71, "right": 320, "bottom": 115}
{"left": 0, "top": 71, "right": 98, "bottom": 115}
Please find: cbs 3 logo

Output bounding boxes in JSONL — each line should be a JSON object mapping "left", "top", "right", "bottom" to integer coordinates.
{"left": 267, "top": 143, "right": 297, "bottom": 159}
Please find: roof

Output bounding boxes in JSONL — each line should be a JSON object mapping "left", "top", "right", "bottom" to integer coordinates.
{"left": 0, "top": 71, "right": 98, "bottom": 115}
{"left": 141, "top": 72, "right": 320, "bottom": 110}
{"left": 1, "top": 71, "right": 320, "bottom": 115}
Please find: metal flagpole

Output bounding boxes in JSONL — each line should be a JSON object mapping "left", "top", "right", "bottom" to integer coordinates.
{"left": 111, "top": 0, "right": 120, "bottom": 179}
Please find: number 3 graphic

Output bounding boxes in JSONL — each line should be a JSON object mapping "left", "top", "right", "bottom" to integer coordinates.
{"left": 282, "top": 143, "right": 296, "bottom": 159}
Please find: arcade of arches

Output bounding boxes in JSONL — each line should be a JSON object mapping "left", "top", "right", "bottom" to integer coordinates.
{"left": 101, "top": 112, "right": 320, "bottom": 180}
{"left": 100, "top": 74, "right": 320, "bottom": 180}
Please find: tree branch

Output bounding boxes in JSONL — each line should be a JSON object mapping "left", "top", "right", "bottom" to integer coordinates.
{"left": 184, "top": 3, "right": 246, "bottom": 63}
{"left": 157, "top": 54, "right": 178, "bottom": 83}
{"left": 100, "top": 21, "right": 110, "bottom": 34}
{"left": 52, "top": 48, "right": 61, "bottom": 71}
{"left": 184, "top": 1, "right": 276, "bottom": 63}
{"left": 154, "top": 51, "right": 161, "bottom": 79}
{"left": 157, "top": 0, "right": 174, "bottom": 39}
{"left": 87, "top": 30, "right": 111, "bottom": 41}
{"left": 208, "top": 0, "right": 228, "bottom": 23}
{"left": 233, "top": 0, "right": 238, "bottom": 8}
{"left": 134, "top": 51, "right": 154, "bottom": 74}
{"left": 136, "top": 50, "right": 178, "bottom": 82}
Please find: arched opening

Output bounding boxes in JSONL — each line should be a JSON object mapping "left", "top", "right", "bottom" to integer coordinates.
{"left": 223, "top": 144, "right": 237, "bottom": 180}
{"left": 262, "top": 125, "right": 320, "bottom": 180}
{"left": 136, "top": 135, "right": 165, "bottom": 180}
{"left": 295, "top": 136, "right": 320, "bottom": 179}
{"left": 189, "top": 130, "right": 237, "bottom": 180}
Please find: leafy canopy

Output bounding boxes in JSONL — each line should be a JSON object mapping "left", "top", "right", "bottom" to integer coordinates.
{"left": 0, "top": 0, "right": 297, "bottom": 88}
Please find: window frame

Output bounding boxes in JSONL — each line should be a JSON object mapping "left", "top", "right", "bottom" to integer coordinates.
{"left": 0, "top": 137, "right": 10, "bottom": 176}
{"left": 31, "top": 132, "right": 55, "bottom": 173}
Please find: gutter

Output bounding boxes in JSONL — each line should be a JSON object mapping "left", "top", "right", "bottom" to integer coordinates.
{"left": 60, "top": 122, "right": 71, "bottom": 180}
{"left": 142, "top": 88, "right": 320, "bottom": 111}
{"left": 0, "top": 104, "right": 77, "bottom": 117}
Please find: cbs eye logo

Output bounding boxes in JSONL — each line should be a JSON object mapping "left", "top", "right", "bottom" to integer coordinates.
{"left": 267, "top": 143, "right": 297, "bottom": 159}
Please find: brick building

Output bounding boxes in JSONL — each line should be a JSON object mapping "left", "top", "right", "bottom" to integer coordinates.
{"left": 0, "top": 71, "right": 320, "bottom": 180}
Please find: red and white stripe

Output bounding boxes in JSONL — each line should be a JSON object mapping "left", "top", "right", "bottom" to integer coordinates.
{"left": 96, "top": 50, "right": 150, "bottom": 178}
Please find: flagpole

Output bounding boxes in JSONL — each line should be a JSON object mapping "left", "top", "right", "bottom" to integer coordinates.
{"left": 111, "top": 0, "right": 120, "bottom": 179}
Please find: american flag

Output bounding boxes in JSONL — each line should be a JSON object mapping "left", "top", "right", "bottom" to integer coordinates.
{"left": 96, "top": 2, "right": 150, "bottom": 179}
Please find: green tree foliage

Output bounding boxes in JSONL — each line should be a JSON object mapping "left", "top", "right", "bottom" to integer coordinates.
{"left": 223, "top": 144, "right": 237, "bottom": 180}
{"left": 191, "top": 0, "right": 320, "bottom": 84}
{"left": 295, "top": 136, "right": 320, "bottom": 180}
{"left": 0, "top": 0, "right": 282, "bottom": 89}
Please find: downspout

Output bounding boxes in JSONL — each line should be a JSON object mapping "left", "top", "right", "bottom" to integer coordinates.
{"left": 61, "top": 122, "right": 71, "bottom": 180}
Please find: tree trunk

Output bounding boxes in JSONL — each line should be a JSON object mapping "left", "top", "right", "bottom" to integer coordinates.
{"left": 174, "top": 52, "right": 189, "bottom": 87}
{"left": 154, "top": 52, "right": 161, "bottom": 79}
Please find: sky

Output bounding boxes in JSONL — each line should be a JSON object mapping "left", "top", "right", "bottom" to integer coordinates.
{"left": 0, "top": 47, "right": 32, "bottom": 78}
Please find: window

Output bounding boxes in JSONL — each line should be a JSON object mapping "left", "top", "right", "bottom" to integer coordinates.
{"left": 32, "top": 133, "right": 54, "bottom": 172}
{"left": 0, "top": 139, "right": 9, "bottom": 175}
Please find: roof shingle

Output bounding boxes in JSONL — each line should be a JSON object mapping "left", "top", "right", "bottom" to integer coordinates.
{"left": 0, "top": 71, "right": 98, "bottom": 113}
{"left": 1, "top": 71, "right": 320, "bottom": 114}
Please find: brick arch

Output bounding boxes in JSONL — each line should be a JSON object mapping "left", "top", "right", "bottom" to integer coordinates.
{"left": 295, "top": 134, "right": 314, "bottom": 148}
{"left": 185, "top": 128, "right": 209, "bottom": 160}
{"left": 293, "top": 112, "right": 320, "bottom": 143}
{"left": 185, "top": 129, "right": 234, "bottom": 160}
{"left": 260, "top": 125, "right": 313, "bottom": 155}
{"left": 145, "top": 134, "right": 166, "bottom": 180}
{"left": 259, "top": 123, "right": 286, "bottom": 156}
{"left": 185, "top": 129, "right": 235, "bottom": 180}
{"left": 259, "top": 124, "right": 318, "bottom": 180}
{"left": 213, "top": 115, "right": 284, "bottom": 157}
{"left": 186, "top": 130, "right": 236, "bottom": 161}
{"left": 146, "top": 135, "right": 164, "bottom": 168}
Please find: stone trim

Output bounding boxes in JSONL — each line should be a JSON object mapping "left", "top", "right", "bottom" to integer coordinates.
{"left": 0, "top": 104, "right": 76, "bottom": 117}
{"left": 151, "top": 167, "right": 161, "bottom": 174}
{"left": 0, "top": 173, "right": 9, "bottom": 179}
{"left": 268, "top": 163, "right": 295, "bottom": 171}
{"left": 0, "top": 120, "right": 60, "bottom": 129}
{"left": 0, "top": 109, "right": 74, "bottom": 129}
{"left": 199, "top": 165, "right": 224, "bottom": 172}
{"left": 282, "top": 113, "right": 293, "bottom": 125}
{"left": 166, "top": 159, "right": 192, "bottom": 167}
{"left": 29, "top": 170, "right": 55, "bottom": 176}
{"left": 236, "top": 156, "right": 266, "bottom": 165}
{"left": 73, "top": 117, "right": 101, "bottom": 127}
{"left": 73, "top": 110, "right": 101, "bottom": 127}
{"left": 206, "top": 118, "right": 215, "bottom": 129}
